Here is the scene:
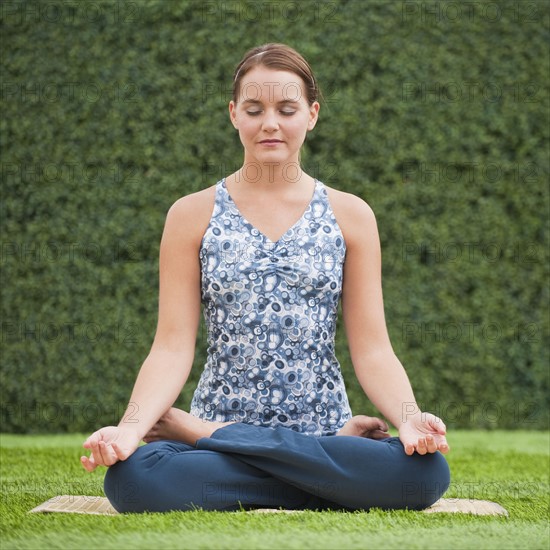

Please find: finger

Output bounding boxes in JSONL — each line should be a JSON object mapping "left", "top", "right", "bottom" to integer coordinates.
{"left": 371, "top": 430, "right": 391, "bottom": 440}
{"left": 430, "top": 416, "right": 447, "bottom": 434}
{"left": 438, "top": 438, "right": 450, "bottom": 454}
{"left": 426, "top": 435, "right": 438, "bottom": 453}
{"left": 379, "top": 420, "right": 389, "bottom": 432}
{"left": 89, "top": 439, "right": 105, "bottom": 466}
{"left": 147, "top": 422, "right": 159, "bottom": 434}
{"left": 145, "top": 426, "right": 158, "bottom": 439}
{"left": 404, "top": 442, "right": 415, "bottom": 456}
{"left": 99, "top": 441, "right": 118, "bottom": 466}
{"left": 80, "top": 455, "right": 97, "bottom": 472}
{"left": 416, "top": 437, "right": 427, "bottom": 455}
{"left": 83, "top": 432, "right": 99, "bottom": 450}
{"left": 143, "top": 426, "right": 159, "bottom": 444}
{"left": 360, "top": 416, "right": 384, "bottom": 433}
{"left": 111, "top": 442, "right": 128, "bottom": 461}
{"left": 369, "top": 416, "right": 388, "bottom": 429}
{"left": 92, "top": 438, "right": 114, "bottom": 467}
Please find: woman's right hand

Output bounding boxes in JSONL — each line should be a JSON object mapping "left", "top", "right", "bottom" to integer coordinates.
{"left": 335, "top": 415, "right": 391, "bottom": 439}
{"left": 80, "top": 426, "right": 141, "bottom": 472}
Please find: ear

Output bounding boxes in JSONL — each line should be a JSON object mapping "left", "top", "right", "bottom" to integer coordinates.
{"left": 229, "top": 101, "right": 239, "bottom": 129}
{"left": 307, "top": 101, "right": 320, "bottom": 131}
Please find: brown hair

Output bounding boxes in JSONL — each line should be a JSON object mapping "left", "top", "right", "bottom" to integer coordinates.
{"left": 232, "top": 43, "right": 322, "bottom": 106}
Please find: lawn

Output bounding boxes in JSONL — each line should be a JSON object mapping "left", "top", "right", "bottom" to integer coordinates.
{"left": 1, "top": 430, "right": 548, "bottom": 550}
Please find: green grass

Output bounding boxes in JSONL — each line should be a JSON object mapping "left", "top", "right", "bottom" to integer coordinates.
{"left": 1, "top": 431, "right": 548, "bottom": 549}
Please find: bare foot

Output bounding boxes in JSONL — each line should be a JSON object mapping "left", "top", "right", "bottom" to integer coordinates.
{"left": 143, "top": 408, "right": 235, "bottom": 446}
{"left": 336, "top": 415, "right": 391, "bottom": 439}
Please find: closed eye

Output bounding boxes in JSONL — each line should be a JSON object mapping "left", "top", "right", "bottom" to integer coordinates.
{"left": 246, "top": 110, "right": 296, "bottom": 116}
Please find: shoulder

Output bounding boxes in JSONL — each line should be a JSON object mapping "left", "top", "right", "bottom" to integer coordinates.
{"left": 167, "top": 184, "right": 217, "bottom": 221}
{"left": 163, "top": 184, "right": 217, "bottom": 244}
{"left": 323, "top": 184, "right": 379, "bottom": 247}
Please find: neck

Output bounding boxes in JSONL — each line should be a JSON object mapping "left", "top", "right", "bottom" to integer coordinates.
{"left": 235, "top": 159, "right": 305, "bottom": 189}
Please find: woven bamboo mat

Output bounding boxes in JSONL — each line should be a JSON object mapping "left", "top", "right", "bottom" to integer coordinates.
{"left": 30, "top": 495, "right": 119, "bottom": 515}
{"left": 29, "top": 496, "right": 508, "bottom": 516}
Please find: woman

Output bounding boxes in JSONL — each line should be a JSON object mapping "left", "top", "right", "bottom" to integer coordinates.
{"left": 81, "top": 43, "right": 450, "bottom": 513}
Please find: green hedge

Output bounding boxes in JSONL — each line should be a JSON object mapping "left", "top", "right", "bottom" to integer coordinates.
{"left": 1, "top": 0, "right": 548, "bottom": 432}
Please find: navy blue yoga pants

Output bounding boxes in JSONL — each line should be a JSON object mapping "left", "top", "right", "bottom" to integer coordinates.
{"left": 104, "top": 423, "right": 450, "bottom": 513}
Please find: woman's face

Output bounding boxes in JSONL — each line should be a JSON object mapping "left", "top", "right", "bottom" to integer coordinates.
{"left": 229, "top": 66, "right": 319, "bottom": 170}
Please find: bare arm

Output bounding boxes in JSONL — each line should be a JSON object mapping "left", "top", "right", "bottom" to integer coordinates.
{"left": 329, "top": 189, "right": 449, "bottom": 455}
{"left": 117, "top": 195, "right": 204, "bottom": 438}
{"left": 81, "top": 189, "right": 214, "bottom": 470}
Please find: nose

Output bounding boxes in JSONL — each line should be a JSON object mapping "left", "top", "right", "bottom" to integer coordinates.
{"left": 261, "top": 109, "right": 279, "bottom": 132}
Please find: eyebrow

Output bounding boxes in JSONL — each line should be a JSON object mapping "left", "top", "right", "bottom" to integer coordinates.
{"left": 241, "top": 99, "right": 299, "bottom": 105}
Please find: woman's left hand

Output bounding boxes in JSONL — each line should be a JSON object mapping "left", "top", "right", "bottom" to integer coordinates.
{"left": 398, "top": 412, "right": 450, "bottom": 456}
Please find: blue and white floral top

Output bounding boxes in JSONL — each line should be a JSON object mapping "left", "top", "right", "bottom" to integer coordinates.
{"left": 190, "top": 178, "right": 353, "bottom": 436}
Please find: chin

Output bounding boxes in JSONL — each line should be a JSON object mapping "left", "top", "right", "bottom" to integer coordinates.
{"left": 249, "top": 151, "right": 291, "bottom": 162}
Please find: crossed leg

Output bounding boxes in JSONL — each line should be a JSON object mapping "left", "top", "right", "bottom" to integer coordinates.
{"left": 104, "top": 411, "right": 450, "bottom": 513}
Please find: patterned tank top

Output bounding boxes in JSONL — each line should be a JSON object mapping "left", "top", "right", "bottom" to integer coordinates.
{"left": 190, "top": 177, "right": 353, "bottom": 436}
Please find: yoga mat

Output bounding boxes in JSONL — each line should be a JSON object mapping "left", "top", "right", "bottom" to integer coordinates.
{"left": 29, "top": 496, "right": 508, "bottom": 516}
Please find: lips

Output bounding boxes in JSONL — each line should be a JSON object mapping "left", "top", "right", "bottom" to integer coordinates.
{"left": 260, "top": 139, "right": 283, "bottom": 143}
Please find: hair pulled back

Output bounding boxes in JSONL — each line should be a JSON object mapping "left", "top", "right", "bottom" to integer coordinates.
{"left": 232, "top": 43, "right": 320, "bottom": 106}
